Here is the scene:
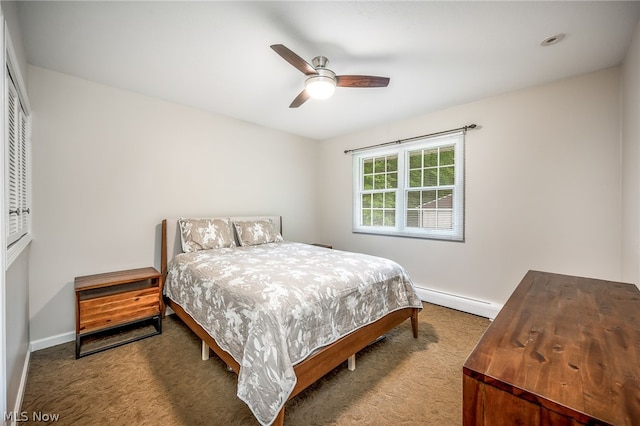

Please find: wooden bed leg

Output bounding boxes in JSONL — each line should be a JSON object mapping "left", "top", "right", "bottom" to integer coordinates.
{"left": 411, "top": 308, "right": 419, "bottom": 338}
{"left": 201, "top": 340, "right": 210, "bottom": 360}
{"left": 348, "top": 354, "right": 356, "bottom": 371}
{"left": 273, "top": 407, "right": 285, "bottom": 426}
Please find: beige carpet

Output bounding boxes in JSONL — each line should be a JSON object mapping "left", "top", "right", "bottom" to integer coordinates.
{"left": 21, "top": 303, "right": 489, "bottom": 425}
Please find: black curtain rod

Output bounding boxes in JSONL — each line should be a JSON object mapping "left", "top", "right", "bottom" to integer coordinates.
{"left": 343, "top": 124, "right": 478, "bottom": 154}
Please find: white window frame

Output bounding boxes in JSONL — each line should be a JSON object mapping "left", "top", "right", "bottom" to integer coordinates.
{"left": 352, "top": 131, "right": 465, "bottom": 241}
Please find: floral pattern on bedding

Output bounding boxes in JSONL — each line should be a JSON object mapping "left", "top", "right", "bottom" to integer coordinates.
{"left": 164, "top": 241, "right": 422, "bottom": 426}
{"left": 233, "top": 219, "right": 283, "bottom": 246}
{"left": 178, "top": 217, "right": 236, "bottom": 252}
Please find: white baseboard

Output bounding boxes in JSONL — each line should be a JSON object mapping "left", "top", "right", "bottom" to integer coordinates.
{"left": 28, "top": 310, "right": 175, "bottom": 352}
{"left": 414, "top": 285, "right": 502, "bottom": 320}
{"left": 7, "top": 348, "right": 31, "bottom": 426}
{"left": 30, "top": 331, "right": 75, "bottom": 352}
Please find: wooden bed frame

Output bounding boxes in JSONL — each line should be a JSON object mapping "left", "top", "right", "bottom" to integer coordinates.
{"left": 160, "top": 217, "right": 419, "bottom": 426}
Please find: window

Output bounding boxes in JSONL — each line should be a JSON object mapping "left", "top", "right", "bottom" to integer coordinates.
{"left": 6, "top": 66, "right": 31, "bottom": 248}
{"left": 353, "top": 131, "right": 465, "bottom": 241}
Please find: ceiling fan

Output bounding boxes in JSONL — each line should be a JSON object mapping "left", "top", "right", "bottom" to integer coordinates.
{"left": 270, "top": 44, "right": 390, "bottom": 108}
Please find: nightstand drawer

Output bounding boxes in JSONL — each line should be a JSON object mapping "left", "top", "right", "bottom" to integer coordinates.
{"left": 78, "top": 287, "right": 160, "bottom": 333}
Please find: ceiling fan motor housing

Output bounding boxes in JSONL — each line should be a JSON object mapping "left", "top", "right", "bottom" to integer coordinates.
{"left": 312, "top": 56, "right": 330, "bottom": 69}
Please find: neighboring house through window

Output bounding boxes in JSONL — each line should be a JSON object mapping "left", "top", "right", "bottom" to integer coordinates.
{"left": 353, "top": 131, "right": 465, "bottom": 241}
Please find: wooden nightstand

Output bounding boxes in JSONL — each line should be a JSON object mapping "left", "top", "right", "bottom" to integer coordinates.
{"left": 74, "top": 267, "right": 163, "bottom": 359}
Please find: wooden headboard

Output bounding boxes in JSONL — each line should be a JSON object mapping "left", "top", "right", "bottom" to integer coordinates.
{"left": 160, "top": 216, "right": 283, "bottom": 288}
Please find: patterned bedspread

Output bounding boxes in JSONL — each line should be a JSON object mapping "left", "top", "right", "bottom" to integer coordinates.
{"left": 164, "top": 241, "right": 422, "bottom": 426}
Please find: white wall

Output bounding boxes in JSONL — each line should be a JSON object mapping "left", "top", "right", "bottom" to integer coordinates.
{"left": 621, "top": 19, "right": 640, "bottom": 284}
{"left": 318, "top": 67, "right": 622, "bottom": 307}
{"left": 1, "top": 0, "right": 27, "bottom": 79}
{"left": 5, "top": 249, "right": 29, "bottom": 412}
{"left": 27, "top": 66, "right": 319, "bottom": 344}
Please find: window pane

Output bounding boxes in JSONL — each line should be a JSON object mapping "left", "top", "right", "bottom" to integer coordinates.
{"left": 437, "top": 210, "right": 453, "bottom": 230}
{"left": 384, "top": 210, "right": 395, "bottom": 226}
{"left": 438, "top": 189, "right": 453, "bottom": 207}
{"left": 374, "top": 174, "right": 386, "bottom": 189}
{"left": 424, "top": 168, "right": 438, "bottom": 187}
{"left": 440, "top": 147, "right": 455, "bottom": 165}
{"left": 387, "top": 172, "right": 398, "bottom": 189}
{"left": 440, "top": 146, "right": 455, "bottom": 166}
{"left": 387, "top": 156, "right": 398, "bottom": 172}
{"left": 406, "top": 210, "right": 419, "bottom": 227}
{"left": 385, "top": 192, "right": 396, "bottom": 208}
{"left": 407, "top": 191, "right": 421, "bottom": 208}
{"left": 363, "top": 175, "right": 373, "bottom": 190}
{"left": 440, "top": 166, "right": 455, "bottom": 186}
{"left": 362, "top": 194, "right": 372, "bottom": 208}
{"left": 424, "top": 149, "right": 438, "bottom": 167}
{"left": 409, "top": 170, "right": 421, "bottom": 187}
{"left": 423, "top": 210, "right": 437, "bottom": 228}
{"left": 372, "top": 210, "right": 384, "bottom": 226}
{"left": 423, "top": 190, "right": 437, "bottom": 205}
{"left": 373, "top": 192, "right": 384, "bottom": 208}
{"left": 409, "top": 152, "right": 422, "bottom": 168}
{"left": 362, "top": 209, "right": 372, "bottom": 226}
{"left": 363, "top": 159, "right": 373, "bottom": 174}
{"left": 374, "top": 158, "right": 385, "bottom": 172}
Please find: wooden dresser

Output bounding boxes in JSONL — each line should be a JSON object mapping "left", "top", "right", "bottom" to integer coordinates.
{"left": 463, "top": 270, "right": 640, "bottom": 425}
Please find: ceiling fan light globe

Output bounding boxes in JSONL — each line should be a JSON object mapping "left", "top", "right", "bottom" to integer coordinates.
{"left": 305, "top": 76, "right": 336, "bottom": 99}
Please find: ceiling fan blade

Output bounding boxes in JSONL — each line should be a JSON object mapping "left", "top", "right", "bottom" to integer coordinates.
{"left": 289, "top": 90, "right": 310, "bottom": 108}
{"left": 271, "top": 44, "right": 317, "bottom": 76}
{"left": 336, "top": 75, "right": 390, "bottom": 88}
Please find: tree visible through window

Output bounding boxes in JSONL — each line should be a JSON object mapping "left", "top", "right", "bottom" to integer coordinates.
{"left": 353, "top": 132, "right": 465, "bottom": 241}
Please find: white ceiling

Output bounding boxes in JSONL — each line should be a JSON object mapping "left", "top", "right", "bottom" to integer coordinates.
{"left": 16, "top": 1, "right": 640, "bottom": 140}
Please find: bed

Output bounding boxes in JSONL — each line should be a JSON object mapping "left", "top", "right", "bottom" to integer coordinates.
{"left": 160, "top": 216, "right": 422, "bottom": 426}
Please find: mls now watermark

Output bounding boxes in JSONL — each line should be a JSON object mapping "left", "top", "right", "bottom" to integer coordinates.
{"left": 4, "top": 411, "right": 61, "bottom": 422}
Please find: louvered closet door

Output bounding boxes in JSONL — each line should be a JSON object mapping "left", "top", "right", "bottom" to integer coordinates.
{"left": 19, "top": 110, "right": 28, "bottom": 233}
{"left": 6, "top": 68, "right": 29, "bottom": 246}
{"left": 7, "top": 74, "right": 19, "bottom": 244}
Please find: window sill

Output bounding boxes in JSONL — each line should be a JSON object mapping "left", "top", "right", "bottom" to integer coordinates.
{"left": 353, "top": 228, "right": 464, "bottom": 242}
{"left": 7, "top": 233, "right": 33, "bottom": 269}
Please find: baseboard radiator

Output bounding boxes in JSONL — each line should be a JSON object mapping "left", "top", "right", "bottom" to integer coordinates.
{"left": 414, "top": 286, "right": 502, "bottom": 320}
